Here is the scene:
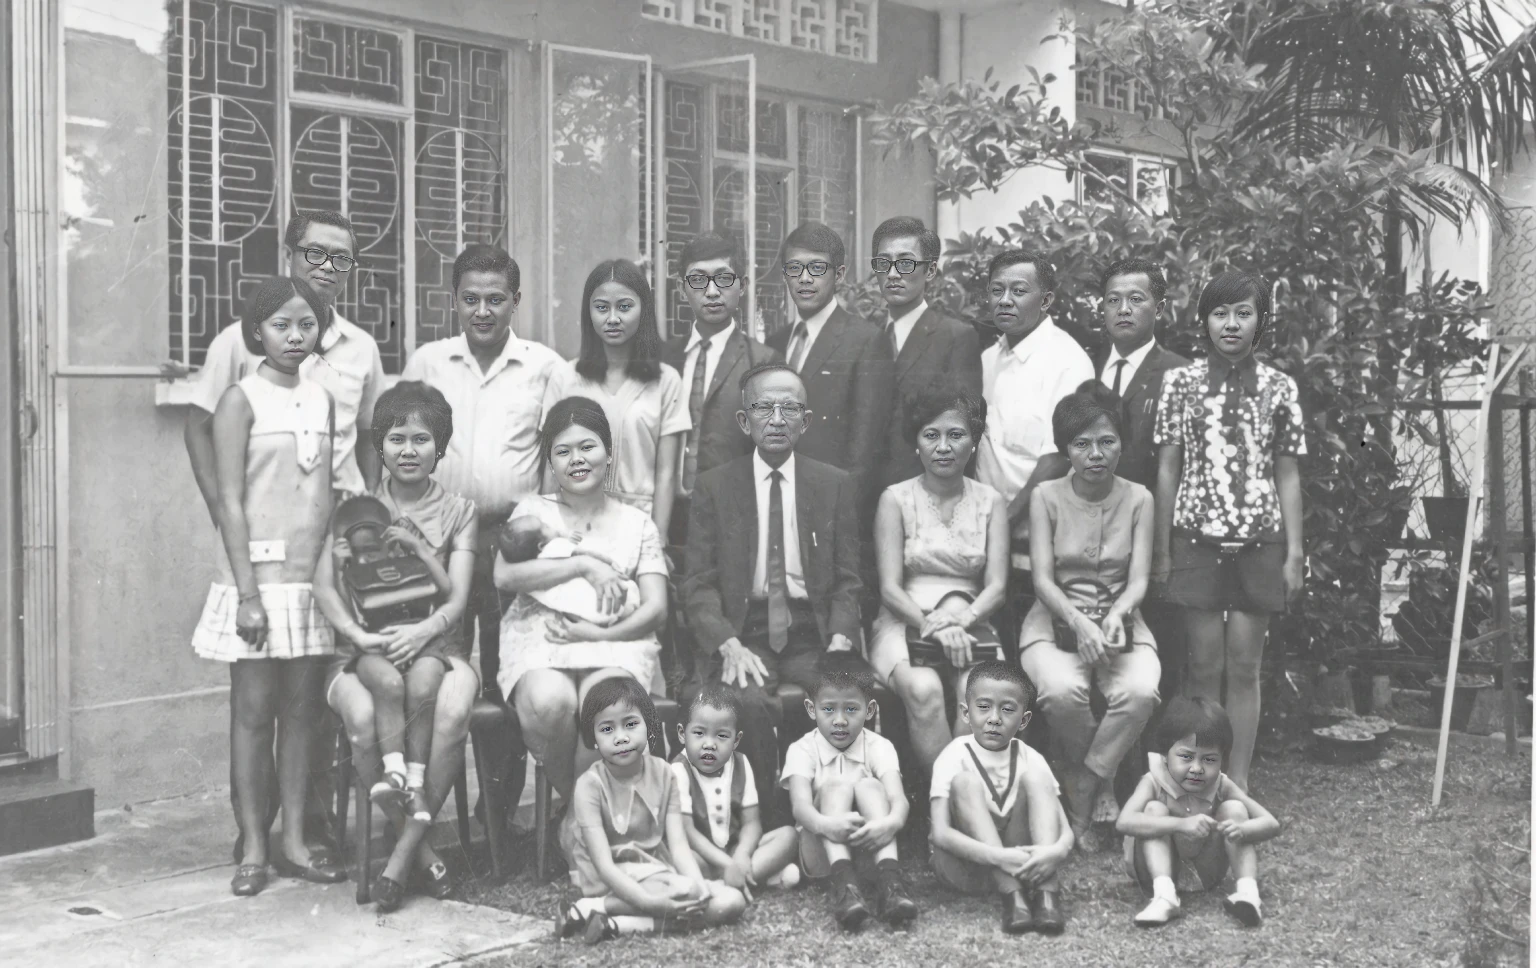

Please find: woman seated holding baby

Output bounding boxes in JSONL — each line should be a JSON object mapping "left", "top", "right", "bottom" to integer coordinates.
{"left": 495, "top": 396, "right": 671, "bottom": 800}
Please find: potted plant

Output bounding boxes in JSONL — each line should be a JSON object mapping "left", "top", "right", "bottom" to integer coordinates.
{"left": 1389, "top": 543, "right": 1495, "bottom": 660}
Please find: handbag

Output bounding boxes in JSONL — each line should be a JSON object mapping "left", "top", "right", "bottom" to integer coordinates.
{"left": 333, "top": 496, "right": 440, "bottom": 631}
{"left": 1052, "top": 577, "right": 1131, "bottom": 654}
{"left": 906, "top": 592, "right": 1004, "bottom": 667}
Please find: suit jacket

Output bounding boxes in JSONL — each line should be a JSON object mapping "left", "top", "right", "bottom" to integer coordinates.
{"left": 681, "top": 454, "right": 863, "bottom": 657}
{"left": 767, "top": 305, "right": 894, "bottom": 503}
{"left": 880, "top": 305, "right": 984, "bottom": 487}
{"left": 1095, "top": 342, "right": 1191, "bottom": 490}
{"left": 663, "top": 326, "right": 782, "bottom": 480}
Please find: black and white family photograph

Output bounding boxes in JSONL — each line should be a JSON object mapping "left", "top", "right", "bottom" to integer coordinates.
{"left": 0, "top": 0, "right": 1533, "bottom": 964}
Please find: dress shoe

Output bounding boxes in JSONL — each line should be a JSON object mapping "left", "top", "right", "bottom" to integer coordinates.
{"left": 1001, "top": 889, "right": 1034, "bottom": 934}
{"left": 555, "top": 901, "right": 585, "bottom": 939}
{"left": 411, "top": 860, "right": 454, "bottom": 900}
{"left": 372, "top": 873, "right": 406, "bottom": 913}
{"left": 1224, "top": 891, "right": 1263, "bottom": 927}
{"left": 1032, "top": 889, "right": 1066, "bottom": 934}
{"left": 830, "top": 880, "right": 871, "bottom": 931}
{"left": 272, "top": 851, "right": 347, "bottom": 885}
{"left": 230, "top": 864, "right": 268, "bottom": 897}
{"left": 874, "top": 872, "right": 918, "bottom": 926}
{"left": 581, "top": 910, "right": 618, "bottom": 944}
{"left": 1133, "top": 895, "right": 1181, "bottom": 927}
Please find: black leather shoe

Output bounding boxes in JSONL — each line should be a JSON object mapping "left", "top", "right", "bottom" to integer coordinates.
{"left": 555, "top": 901, "right": 585, "bottom": 939}
{"left": 372, "top": 874, "right": 406, "bottom": 913}
{"left": 1002, "top": 889, "right": 1034, "bottom": 934}
{"left": 272, "top": 852, "right": 348, "bottom": 885}
{"left": 231, "top": 864, "right": 268, "bottom": 897}
{"left": 1032, "top": 889, "right": 1066, "bottom": 934}
{"left": 581, "top": 910, "right": 618, "bottom": 944}
{"left": 412, "top": 861, "right": 454, "bottom": 900}
{"left": 831, "top": 881, "right": 872, "bottom": 931}
{"left": 874, "top": 871, "right": 918, "bottom": 926}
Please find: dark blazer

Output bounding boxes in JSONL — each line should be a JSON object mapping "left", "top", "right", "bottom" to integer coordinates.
{"left": 767, "top": 305, "right": 894, "bottom": 503}
{"left": 681, "top": 454, "right": 863, "bottom": 658}
{"left": 880, "top": 305, "right": 984, "bottom": 487}
{"left": 662, "top": 324, "right": 782, "bottom": 480}
{"left": 1095, "top": 342, "right": 1191, "bottom": 490}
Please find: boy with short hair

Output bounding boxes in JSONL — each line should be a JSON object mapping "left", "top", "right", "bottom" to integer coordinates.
{"left": 781, "top": 655, "right": 916, "bottom": 931}
{"left": 670, "top": 683, "right": 801, "bottom": 899}
{"left": 929, "top": 660, "right": 1072, "bottom": 935}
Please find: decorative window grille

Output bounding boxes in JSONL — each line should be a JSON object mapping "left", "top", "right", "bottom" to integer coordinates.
{"left": 641, "top": 1, "right": 878, "bottom": 63}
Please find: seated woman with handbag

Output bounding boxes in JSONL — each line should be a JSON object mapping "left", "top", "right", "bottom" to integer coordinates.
{"left": 1021, "top": 380, "right": 1161, "bottom": 852}
{"left": 869, "top": 390, "right": 1010, "bottom": 773}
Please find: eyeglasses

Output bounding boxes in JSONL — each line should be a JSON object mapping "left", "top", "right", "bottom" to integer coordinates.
{"left": 301, "top": 247, "right": 357, "bottom": 272}
{"left": 684, "top": 271, "right": 739, "bottom": 290}
{"left": 871, "top": 257, "right": 930, "bottom": 275}
{"left": 745, "top": 402, "right": 807, "bottom": 420}
{"left": 783, "top": 261, "right": 831, "bottom": 278}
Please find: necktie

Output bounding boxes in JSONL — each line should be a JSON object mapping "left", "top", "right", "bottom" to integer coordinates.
{"left": 683, "top": 337, "right": 710, "bottom": 494}
{"left": 1111, "top": 359, "right": 1127, "bottom": 396}
{"left": 885, "top": 319, "right": 899, "bottom": 358}
{"left": 766, "top": 470, "right": 790, "bottom": 652}
{"left": 787, "top": 321, "right": 808, "bottom": 371}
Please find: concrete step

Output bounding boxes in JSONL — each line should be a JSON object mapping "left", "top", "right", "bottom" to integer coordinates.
{"left": 0, "top": 769, "right": 94, "bottom": 857}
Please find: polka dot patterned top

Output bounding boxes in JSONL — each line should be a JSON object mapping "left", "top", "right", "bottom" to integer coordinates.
{"left": 1153, "top": 357, "right": 1306, "bottom": 540}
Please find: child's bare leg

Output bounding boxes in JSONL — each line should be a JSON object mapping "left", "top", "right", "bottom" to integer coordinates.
{"left": 751, "top": 826, "right": 801, "bottom": 882}
{"left": 948, "top": 773, "right": 1020, "bottom": 893}
{"left": 355, "top": 655, "right": 407, "bottom": 758}
{"left": 1020, "top": 781, "right": 1060, "bottom": 892}
{"left": 403, "top": 658, "right": 446, "bottom": 768}
{"left": 379, "top": 661, "right": 476, "bottom": 884}
{"left": 1212, "top": 799, "right": 1257, "bottom": 883}
{"left": 816, "top": 777, "right": 858, "bottom": 868}
{"left": 1133, "top": 801, "right": 1176, "bottom": 882}
{"left": 851, "top": 777, "right": 899, "bottom": 864}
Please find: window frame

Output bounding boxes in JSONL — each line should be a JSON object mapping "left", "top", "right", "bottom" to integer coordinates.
{"left": 1079, "top": 147, "right": 1180, "bottom": 214}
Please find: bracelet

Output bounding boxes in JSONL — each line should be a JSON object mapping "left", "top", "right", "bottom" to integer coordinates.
{"left": 238, "top": 592, "right": 260, "bottom": 604}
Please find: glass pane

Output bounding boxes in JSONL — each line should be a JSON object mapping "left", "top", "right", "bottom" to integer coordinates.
{"left": 291, "top": 109, "right": 406, "bottom": 371}
{"left": 414, "top": 36, "right": 509, "bottom": 349}
{"left": 715, "top": 92, "right": 788, "bottom": 161}
{"left": 549, "top": 49, "right": 647, "bottom": 359}
{"left": 1136, "top": 163, "right": 1173, "bottom": 216}
{"left": 712, "top": 163, "right": 791, "bottom": 340}
{"left": 292, "top": 16, "right": 404, "bottom": 105}
{"left": 1083, "top": 153, "right": 1131, "bottom": 206}
{"left": 797, "top": 103, "right": 858, "bottom": 269}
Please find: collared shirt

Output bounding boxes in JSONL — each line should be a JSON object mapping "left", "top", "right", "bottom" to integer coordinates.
{"left": 1152, "top": 357, "right": 1306, "bottom": 539}
{"left": 672, "top": 755, "right": 759, "bottom": 849}
{"left": 680, "top": 322, "right": 734, "bottom": 407}
{"left": 929, "top": 736, "right": 1059, "bottom": 819}
{"left": 779, "top": 727, "right": 902, "bottom": 791}
{"left": 400, "top": 332, "right": 564, "bottom": 520}
{"left": 788, "top": 299, "right": 838, "bottom": 371}
{"left": 975, "top": 318, "right": 1095, "bottom": 567}
{"left": 751, "top": 451, "right": 807, "bottom": 599}
{"left": 888, "top": 299, "right": 928, "bottom": 355}
{"left": 1102, "top": 338, "right": 1157, "bottom": 394}
{"left": 188, "top": 312, "right": 386, "bottom": 497}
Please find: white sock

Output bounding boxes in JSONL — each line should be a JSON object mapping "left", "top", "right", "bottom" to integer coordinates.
{"left": 1234, "top": 877, "right": 1259, "bottom": 900}
{"left": 612, "top": 915, "right": 655, "bottom": 935}
{"left": 382, "top": 752, "right": 406, "bottom": 778}
{"left": 405, "top": 762, "right": 427, "bottom": 789}
{"left": 1152, "top": 876, "right": 1178, "bottom": 903}
{"left": 573, "top": 897, "right": 606, "bottom": 917}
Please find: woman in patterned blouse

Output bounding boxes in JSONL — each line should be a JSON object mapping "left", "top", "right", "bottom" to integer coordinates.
{"left": 1149, "top": 271, "right": 1306, "bottom": 789}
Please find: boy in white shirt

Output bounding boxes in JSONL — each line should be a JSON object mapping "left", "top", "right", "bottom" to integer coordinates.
{"left": 929, "top": 660, "right": 1072, "bottom": 934}
{"left": 781, "top": 656, "right": 916, "bottom": 931}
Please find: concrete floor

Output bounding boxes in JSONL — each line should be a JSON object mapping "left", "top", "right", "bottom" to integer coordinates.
{"left": 0, "top": 791, "right": 545, "bottom": 967}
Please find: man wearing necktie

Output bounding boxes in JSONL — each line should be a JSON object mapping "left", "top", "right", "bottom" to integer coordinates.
{"left": 682, "top": 362, "right": 867, "bottom": 822}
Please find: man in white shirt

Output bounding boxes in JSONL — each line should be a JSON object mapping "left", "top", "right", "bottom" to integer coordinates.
{"left": 974, "top": 250, "right": 1094, "bottom": 646}
{"left": 401, "top": 243, "right": 563, "bottom": 689}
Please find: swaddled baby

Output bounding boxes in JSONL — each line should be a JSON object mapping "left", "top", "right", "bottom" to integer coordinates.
{"left": 498, "top": 516, "right": 640, "bottom": 625}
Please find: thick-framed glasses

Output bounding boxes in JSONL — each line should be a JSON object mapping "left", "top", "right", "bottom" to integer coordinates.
{"left": 783, "top": 261, "right": 830, "bottom": 278}
{"left": 871, "top": 257, "right": 930, "bottom": 275}
{"left": 745, "top": 402, "right": 807, "bottom": 420}
{"left": 684, "top": 271, "right": 739, "bottom": 290}
{"left": 302, "top": 247, "right": 357, "bottom": 272}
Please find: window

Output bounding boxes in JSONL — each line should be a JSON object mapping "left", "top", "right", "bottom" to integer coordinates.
{"left": 1075, "top": 64, "right": 1161, "bottom": 119}
{"left": 641, "top": 0, "right": 878, "bottom": 63}
{"left": 165, "top": 4, "right": 509, "bottom": 372}
{"left": 661, "top": 81, "right": 858, "bottom": 340}
{"left": 1082, "top": 151, "right": 1179, "bottom": 215}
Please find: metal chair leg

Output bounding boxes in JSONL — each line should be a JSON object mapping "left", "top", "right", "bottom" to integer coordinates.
{"left": 534, "top": 761, "right": 550, "bottom": 882}
{"left": 471, "top": 735, "right": 506, "bottom": 881}
{"left": 453, "top": 763, "right": 471, "bottom": 859}
{"left": 354, "top": 764, "right": 372, "bottom": 906}
{"left": 332, "top": 727, "right": 351, "bottom": 852}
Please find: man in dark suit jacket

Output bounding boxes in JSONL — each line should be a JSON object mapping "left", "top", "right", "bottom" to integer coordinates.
{"left": 1098, "top": 258, "right": 1191, "bottom": 697}
{"left": 663, "top": 232, "right": 782, "bottom": 550}
{"left": 870, "top": 217, "right": 983, "bottom": 487}
{"left": 768, "top": 221, "right": 893, "bottom": 506}
{"left": 682, "top": 362, "right": 866, "bottom": 818}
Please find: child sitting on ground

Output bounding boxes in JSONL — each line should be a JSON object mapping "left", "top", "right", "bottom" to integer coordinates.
{"left": 782, "top": 655, "right": 917, "bottom": 931}
{"left": 929, "top": 660, "right": 1072, "bottom": 935}
{"left": 671, "top": 683, "right": 801, "bottom": 899}
{"left": 498, "top": 516, "right": 639, "bottom": 625}
{"left": 557, "top": 676, "right": 746, "bottom": 944}
{"left": 1116, "top": 696, "right": 1281, "bottom": 927}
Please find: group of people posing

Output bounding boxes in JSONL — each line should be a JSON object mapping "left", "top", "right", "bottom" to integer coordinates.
{"left": 179, "top": 207, "right": 1304, "bottom": 939}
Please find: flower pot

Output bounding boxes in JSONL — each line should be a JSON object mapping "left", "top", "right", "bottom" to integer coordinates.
{"left": 1422, "top": 497, "right": 1470, "bottom": 544}
{"left": 1428, "top": 674, "right": 1493, "bottom": 732}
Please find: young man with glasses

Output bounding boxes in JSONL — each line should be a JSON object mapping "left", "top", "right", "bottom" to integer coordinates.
{"left": 177, "top": 208, "right": 388, "bottom": 864}
{"left": 681, "top": 361, "right": 867, "bottom": 823}
{"left": 870, "top": 216, "right": 983, "bottom": 488}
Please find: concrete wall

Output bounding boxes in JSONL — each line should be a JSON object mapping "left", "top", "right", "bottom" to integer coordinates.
{"left": 57, "top": 1, "right": 938, "bottom": 806}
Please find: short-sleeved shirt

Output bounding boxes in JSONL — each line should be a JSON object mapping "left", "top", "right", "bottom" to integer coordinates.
{"left": 401, "top": 333, "right": 565, "bottom": 521}
{"left": 780, "top": 728, "right": 902, "bottom": 795}
{"left": 189, "top": 313, "right": 386, "bottom": 497}
{"left": 1153, "top": 357, "right": 1306, "bottom": 539}
{"left": 672, "top": 755, "right": 759, "bottom": 850}
{"left": 929, "top": 735, "right": 1059, "bottom": 819}
{"left": 540, "top": 362, "right": 691, "bottom": 512}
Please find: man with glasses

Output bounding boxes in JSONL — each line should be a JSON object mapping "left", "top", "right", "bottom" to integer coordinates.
{"left": 768, "top": 221, "right": 893, "bottom": 515}
{"left": 177, "top": 208, "right": 387, "bottom": 863}
{"left": 662, "top": 233, "right": 781, "bottom": 549}
{"left": 682, "top": 361, "right": 866, "bottom": 822}
{"left": 870, "top": 216, "right": 983, "bottom": 488}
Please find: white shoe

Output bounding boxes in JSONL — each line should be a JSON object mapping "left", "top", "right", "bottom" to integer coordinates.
{"left": 1225, "top": 890, "right": 1262, "bottom": 926}
{"left": 1134, "top": 895, "right": 1182, "bottom": 927}
{"left": 767, "top": 863, "right": 800, "bottom": 889}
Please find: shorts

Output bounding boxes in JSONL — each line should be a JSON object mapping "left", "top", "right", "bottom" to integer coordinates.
{"left": 930, "top": 811, "right": 1011, "bottom": 895}
{"left": 1123, "top": 829, "right": 1229, "bottom": 893}
{"left": 1163, "top": 530, "right": 1287, "bottom": 614}
{"left": 323, "top": 637, "right": 470, "bottom": 709}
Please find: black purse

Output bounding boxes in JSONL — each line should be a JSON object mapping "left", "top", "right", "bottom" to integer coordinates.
{"left": 905, "top": 592, "right": 1004, "bottom": 667}
{"left": 333, "top": 496, "right": 440, "bottom": 632}
{"left": 1052, "top": 577, "right": 1131, "bottom": 653}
